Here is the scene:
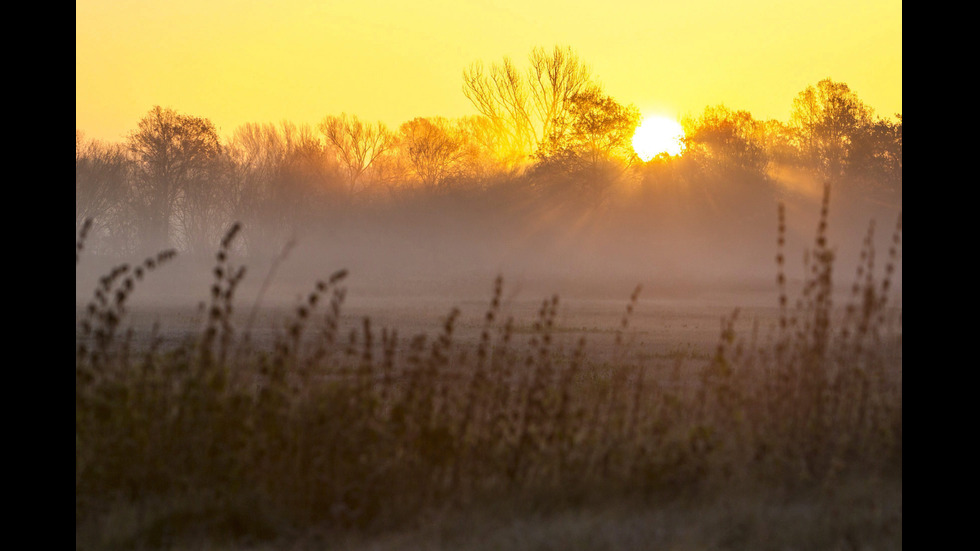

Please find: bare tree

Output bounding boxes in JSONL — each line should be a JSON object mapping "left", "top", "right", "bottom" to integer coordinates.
{"left": 398, "top": 117, "right": 466, "bottom": 187}
{"left": 527, "top": 46, "right": 594, "bottom": 149}
{"left": 76, "top": 132, "right": 134, "bottom": 252}
{"left": 456, "top": 114, "right": 517, "bottom": 177}
{"left": 319, "top": 113, "right": 394, "bottom": 197}
{"left": 462, "top": 45, "right": 595, "bottom": 169}
{"left": 463, "top": 57, "right": 534, "bottom": 163}
{"left": 226, "top": 121, "right": 342, "bottom": 255}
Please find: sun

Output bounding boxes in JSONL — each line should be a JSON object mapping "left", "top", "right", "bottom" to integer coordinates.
{"left": 632, "top": 116, "right": 685, "bottom": 161}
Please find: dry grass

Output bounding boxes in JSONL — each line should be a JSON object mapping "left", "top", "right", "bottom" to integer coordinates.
{"left": 75, "top": 185, "right": 901, "bottom": 550}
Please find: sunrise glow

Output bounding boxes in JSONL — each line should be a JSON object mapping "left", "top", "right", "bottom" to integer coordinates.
{"left": 75, "top": 0, "right": 902, "bottom": 144}
{"left": 632, "top": 116, "right": 685, "bottom": 161}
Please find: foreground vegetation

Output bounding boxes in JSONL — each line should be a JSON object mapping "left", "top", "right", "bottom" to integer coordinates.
{"left": 75, "top": 189, "right": 901, "bottom": 550}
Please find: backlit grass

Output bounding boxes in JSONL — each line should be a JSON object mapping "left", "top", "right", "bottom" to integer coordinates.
{"left": 75, "top": 186, "right": 901, "bottom": 550}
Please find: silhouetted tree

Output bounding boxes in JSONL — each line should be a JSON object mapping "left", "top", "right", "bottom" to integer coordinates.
{"left": 175, "top": 149, "right": 237, "bottom": 255}
{"left": 790, "top": 79, "right": 874, "bottom": 182}
{"left": 682, "top": 105, "right": 768, "bottom": 177}
{"left": 75, "top": 131, "right": 137, "bottom": 253}
{"left": 227, "top": 121, "right": 343, "bottom": 255}
{"left": 319, "top": 113, "right": 394, "bottom": 197}
{"left": 533, "top": 89, "right": 640, "bottom": 202}
{"left": 538, "top": 89, "right": 639, "bottom": 170}
{"left": 128, "top": 106, "right": 223, "bottom": 252}
{"left": 844, "top": 113, "right": 902, "bottom": 200}
{"left": 398, "top": 117, "right": 466, "bottom": 188}
{"left": 455, "top": 114, "right": 519, "bottom": 178}
{"left": 640, "top": 106, "right": 776, "bottom": 234}
{"left": 756, "top": 119, "right": 799, "bottom": 170}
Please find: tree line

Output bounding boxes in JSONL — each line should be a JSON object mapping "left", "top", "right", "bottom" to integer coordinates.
{"left": 76, "top": 46, "right": 902, "bottom": 258}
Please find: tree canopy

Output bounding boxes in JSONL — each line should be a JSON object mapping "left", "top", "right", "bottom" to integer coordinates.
{"left": 77, "top": 50, "right": 901, "bottom": 258}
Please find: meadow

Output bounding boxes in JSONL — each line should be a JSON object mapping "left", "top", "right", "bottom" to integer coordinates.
{"left": 75, "top": 189, "right": 902, "bottom": 550}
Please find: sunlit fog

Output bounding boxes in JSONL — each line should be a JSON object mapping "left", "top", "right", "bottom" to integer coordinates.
{"left": 76, "top": 20, "right": 901, "bottom": 547}
{"left": 77, "top": 53, "right": 901, "bottom": 316}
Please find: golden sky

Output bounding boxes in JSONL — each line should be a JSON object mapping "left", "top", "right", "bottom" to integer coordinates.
{"left": 76, "top": 0, "right": 902, "bottom": 143}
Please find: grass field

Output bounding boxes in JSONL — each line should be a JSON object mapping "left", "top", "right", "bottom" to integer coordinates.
{"left": 75, "top": 193, "right": 901, "bottom": 550}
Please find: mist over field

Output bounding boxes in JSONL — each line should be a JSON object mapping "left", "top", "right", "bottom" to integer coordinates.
{"left": 76, "top": 166, "right": 901, "bottom": 328}
{"left": 76, "top": 180, "right": 901, "bottom": 380}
